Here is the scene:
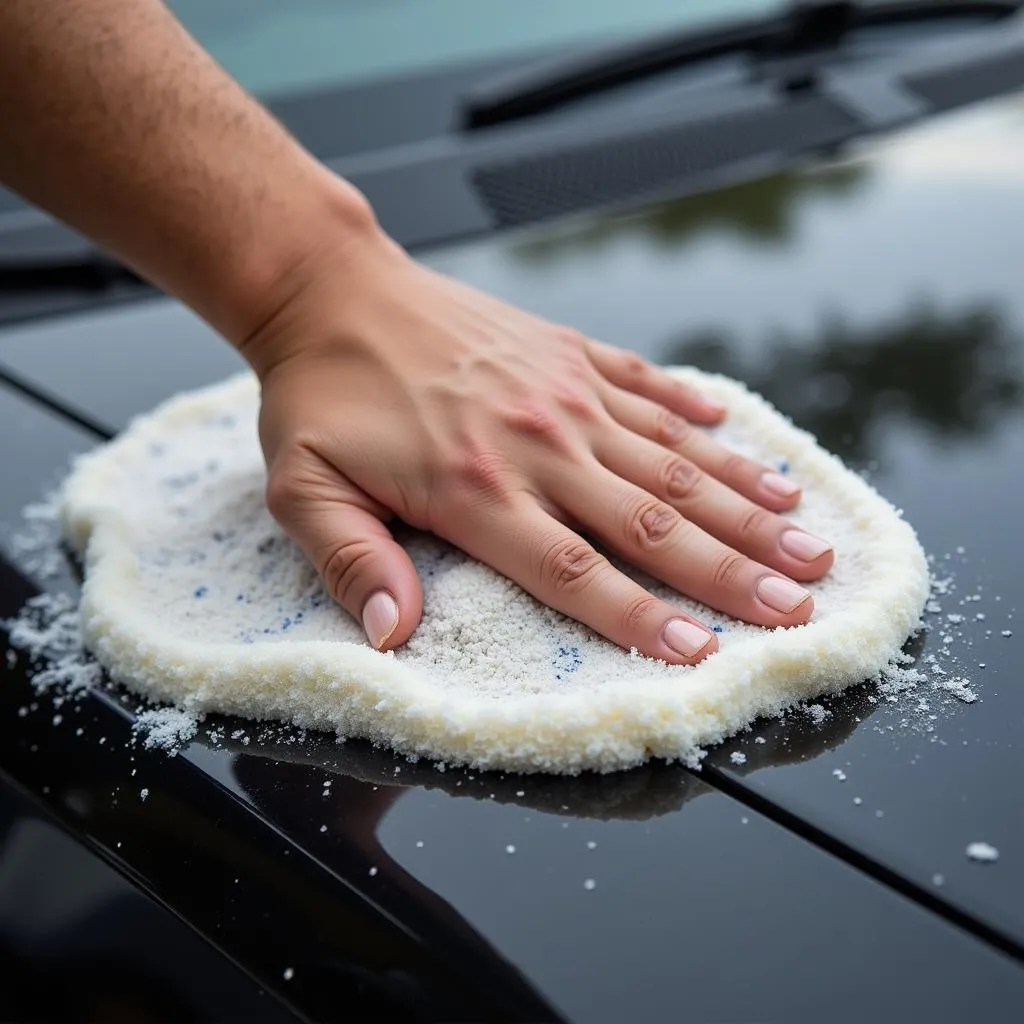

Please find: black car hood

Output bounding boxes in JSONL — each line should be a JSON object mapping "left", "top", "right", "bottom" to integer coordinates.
{"left": 2, "top": 92, "right": 1024, "bottom": 1021}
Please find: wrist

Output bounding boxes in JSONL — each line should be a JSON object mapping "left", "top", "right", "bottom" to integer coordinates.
{"left": 215, "top": 166, "right": 384, "bottom": 362}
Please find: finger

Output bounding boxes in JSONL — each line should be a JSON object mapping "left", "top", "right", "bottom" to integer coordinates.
{"left": 451, "top": 497, "right": 718, "bottom": 665}
{"left": 595, "top": 427, "right": 833, "bottom": 583}
{"left": 266, "top": 459, "right": 423, "bottom": 651}
{"left": 547, "top": 459, "right": 814, "bottom": 627}
{"left": 585, "top": 338, "right": 725, "bottom": 425}
{"left": 602, "top": 386, "right": 802, "bottom": 512}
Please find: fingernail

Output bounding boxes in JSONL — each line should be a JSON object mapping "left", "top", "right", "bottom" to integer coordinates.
{"left": 756, "top": 576, "right": 812, "bottom": 614}
{"left": 761, "top": 471, "right": 800, "bottom": 498}
{"left": 362, "top": 590, "right": 399, "bottom": 649}
{"left": 700, "top": 395, "right": 726, "bottom": 416}
{"left": 779, "top": 529, "right": 832, "bottom": 562}
{"left": 663, "top": 618, "right": 715, "bottom": 658}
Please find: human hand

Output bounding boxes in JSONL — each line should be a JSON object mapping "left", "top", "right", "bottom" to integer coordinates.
{"left": 247, "top": 226, "right": 833, "bottom": 665}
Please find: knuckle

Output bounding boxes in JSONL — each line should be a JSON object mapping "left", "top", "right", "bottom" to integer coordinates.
{"left": 452, "top": 445, "right": 510, "bottom": 498}
{"left": 620, "top": 593, "right": 662, "bottom": 632}
{"left": 662, "top": 456, "right": 702, "bottom": 500}
{"left": 541, "top": 537, "right": 606, "bottom": 592}
{"left": 552, "top": 385, "right": 600, "bottom": 422}
{"left": 321, "top": 539, "right": 376, "bottom": 607}
{"left": 554, "top": 328, "right": 592, "bottom": 378}
{"left": 629, "top": 498, "right": 680, "bottom": 548}
{"left": 711, "top": 550, "right": 747, "bottom": 591}
{"left": 736, "top": 505, "right": 773, "bottom": 542}
{"left": 652, "top": 407, "right": 690, "bottom": 446}
{"left": 554, "top": 325, "right": 588, "bottom": 351}
{"left": 619, "top": 351, "right": 650, "bottom": 382}
{"left": 504, "top": 403, "right": 572, "bottom": 451}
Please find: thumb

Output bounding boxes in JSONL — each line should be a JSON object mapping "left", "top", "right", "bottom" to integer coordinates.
{"left": 267, "top": 468, "right": 423, "bottom": 651}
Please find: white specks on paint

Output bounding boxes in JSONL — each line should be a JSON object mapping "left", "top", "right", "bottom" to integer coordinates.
{"left": 966, "top": 842, "right": 999, "bottom": 863}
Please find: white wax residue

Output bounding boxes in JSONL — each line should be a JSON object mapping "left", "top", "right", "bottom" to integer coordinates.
{"left": 50, "top": 368, "right": 929, "bottom": 775}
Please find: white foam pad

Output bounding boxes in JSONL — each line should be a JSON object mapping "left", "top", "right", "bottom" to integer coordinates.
{"left": 61, "top": 370, "right": 928, "bottom": 774}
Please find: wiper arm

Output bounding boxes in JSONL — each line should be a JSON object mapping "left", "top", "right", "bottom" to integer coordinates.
{"left": 0, "top": 254, "right": 141, "bottom": 293}
{"left": 462, "top": 0, "right": 1021, "bottom": 128}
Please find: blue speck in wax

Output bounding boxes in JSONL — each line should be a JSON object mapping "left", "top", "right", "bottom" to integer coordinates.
{"left": 554, "top": 645, "right": 583, "bottom": 676}
{"left": 777, "top": 460, "right": 790, "bottom": 474}
{"left": 712, "top": 625, "right": 723, "bottom": 633}
{"left": 194, "top": 586, "right": 208, "bottom": 598}
{"left": 236, "top": 593, "right": 245, "bottom": 602}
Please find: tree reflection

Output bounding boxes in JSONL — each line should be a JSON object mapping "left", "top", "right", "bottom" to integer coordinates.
{"left": 662, "top": 302, "right": 1024, "bottom": 466}
{"left": 511, "top": 162, "right": 869, "bottom": 262}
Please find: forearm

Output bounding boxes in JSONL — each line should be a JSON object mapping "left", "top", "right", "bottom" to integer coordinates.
{"left": 0, "top": 0, "right": 375, "bottom": 346}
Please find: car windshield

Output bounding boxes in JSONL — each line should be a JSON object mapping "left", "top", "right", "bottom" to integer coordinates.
{"left": 166, "top": 0, "right": 779, "bottom": 97}
{"left": 0, "top": 1, "right": 773, "bottom": 221}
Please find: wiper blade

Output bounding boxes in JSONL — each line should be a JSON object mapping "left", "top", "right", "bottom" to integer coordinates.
{"left": 462, "top": 0, "right": 1021, "bottom": 128}
{"left": 0, "top": 254, "right": 141, "bottom": 293}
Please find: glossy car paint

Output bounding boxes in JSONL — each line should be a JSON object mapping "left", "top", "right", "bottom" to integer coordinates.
{"left": 2, "top": 88, "right": 1023, "bottom": 1023}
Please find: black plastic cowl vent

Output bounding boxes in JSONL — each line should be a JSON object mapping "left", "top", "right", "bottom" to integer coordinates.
{"left": 471, "top": 96, "right": 858, "bottom": 228}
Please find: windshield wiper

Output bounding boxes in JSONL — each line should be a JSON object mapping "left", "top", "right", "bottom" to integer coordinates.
{"left": 0, "top": 254, "right": 141, "bottom": 293}
{"left": 462, "top": 0, "right": 1021, "bottom": 128}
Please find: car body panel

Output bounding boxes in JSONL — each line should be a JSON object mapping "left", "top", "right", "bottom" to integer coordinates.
{"left": 2, "top": 58, "right": 1024, "bottom": 1024}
